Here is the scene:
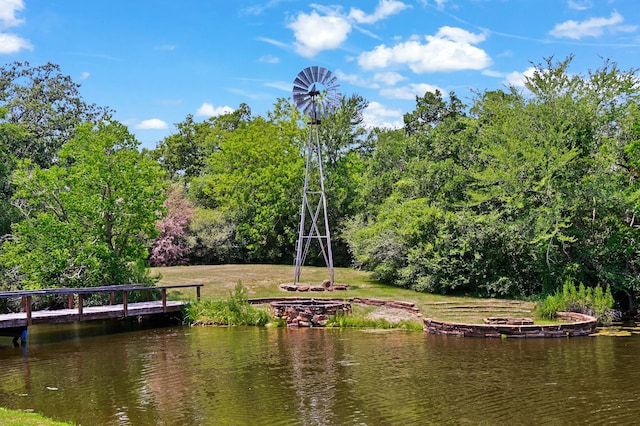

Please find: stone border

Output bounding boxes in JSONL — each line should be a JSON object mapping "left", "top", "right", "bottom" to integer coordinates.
{"left": 250, "top": 297, "right": 422, "bottom": 327}
{"left": 270, "top": 299, "right": 351, "bottom": 327}
{"left": 423, "top": 312, "right": 597, "bottom": 338}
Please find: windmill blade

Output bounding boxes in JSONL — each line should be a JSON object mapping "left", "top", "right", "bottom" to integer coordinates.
{"left": 292, "top": 66, "right": 342, "bottom": 118}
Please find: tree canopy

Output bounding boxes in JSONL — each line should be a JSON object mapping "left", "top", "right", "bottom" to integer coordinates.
{"left": 2, "top": 121, "right": 166, "bottom": 289}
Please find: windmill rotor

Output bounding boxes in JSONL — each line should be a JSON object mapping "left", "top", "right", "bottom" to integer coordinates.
{"left": 292, "top": 66, "right": 342, "bottom": 120}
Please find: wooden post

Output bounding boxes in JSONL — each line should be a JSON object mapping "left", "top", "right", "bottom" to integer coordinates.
{"left": 78, "top": 294, "right": 84, "bottom": 317}
{"left": 197, "top": 285, "right": 201, "bottom": 300}
{"left": 25, "top": 296, "right": 32, "bottom": 326}
{"left": 123, "top": 291, "right": 128, "bottom": 317}
{"left": 68, "top": 294, "right": 74, "bottom": 309}
{"left": 161, "top": 289, "right": 167, "bottom": 313}
{"left": 110, "top": 291, "right": 115, "bottom": 305}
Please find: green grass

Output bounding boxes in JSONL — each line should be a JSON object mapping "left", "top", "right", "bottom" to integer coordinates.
{"left": 153, "top": 264, "right": 537, "bottom": 325}
{"left": 183, "top": 282, "right": 270, "bottom": 326}
{"left": 0, "top": 408, "right": 72, "bottom": 426}
{"left": 327, "top": 312, "right": 424, "bottom": 330}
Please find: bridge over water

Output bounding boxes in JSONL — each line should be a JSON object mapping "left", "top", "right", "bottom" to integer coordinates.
{"left": 0, "top": 283, "right": 203, "bottom": 345}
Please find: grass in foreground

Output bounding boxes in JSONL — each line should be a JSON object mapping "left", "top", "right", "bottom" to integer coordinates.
{"left": 0, "top": 408, "right": 71, "bottom": 426}
{"left": 155, "top": 264, "right": 537, "bottom": 324}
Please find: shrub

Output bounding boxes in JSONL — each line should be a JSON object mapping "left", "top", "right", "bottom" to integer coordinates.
{"left": 535, "top": 278, "right": 614, "bottom": 322}
{"left": 183, "top": 282, "right": 269, "bottom": 326}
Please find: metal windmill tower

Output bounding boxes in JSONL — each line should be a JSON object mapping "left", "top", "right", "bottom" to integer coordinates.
{"left": 292, "top": 66, "right": 342, "bottom": 285}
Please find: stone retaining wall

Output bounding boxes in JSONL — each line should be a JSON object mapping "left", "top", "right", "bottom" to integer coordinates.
{"left": 423, "top": 312, "right": 597, "bottom": 338}
{"left": 270, "top": 299, "right": 351, "bottom": 327}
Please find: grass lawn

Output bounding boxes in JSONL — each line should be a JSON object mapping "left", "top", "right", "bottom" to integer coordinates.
{"left": 0, "top": 408, "right": 71, "bottom": 426}
{"left": 153, "top": 264, "right": 536, "bottom": 325}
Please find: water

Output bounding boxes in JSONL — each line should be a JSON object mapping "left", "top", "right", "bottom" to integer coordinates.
{"left": 0, "top": 322, "right": 638, "bottom": 425}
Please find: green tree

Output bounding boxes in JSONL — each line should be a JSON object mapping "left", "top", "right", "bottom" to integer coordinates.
{"left": 0, "top": 108, "right": 25, "bottom": 235}
{"left": 2, "top": 121, "right": 166, "bottom": 289}
{"left": 0, "top": 62, "right": 110, "bottom": 167}
{"left": 191, "top": 101, "right": 305, "bottom": 263}
{"left": 346, "top": 57, "right": 640, "bottom": 303}
{"left": 152, "top": 104, "right": 252, "bottom": 180}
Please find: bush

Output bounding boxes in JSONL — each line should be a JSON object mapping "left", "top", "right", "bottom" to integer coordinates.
{"left": 535, "top": 278, "right": 614, "bottom": 322}
{"left": 183, "top": 282, "right": 269, "bottom": 326}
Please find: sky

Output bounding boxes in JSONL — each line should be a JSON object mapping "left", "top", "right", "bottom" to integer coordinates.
{"left": 2, "top": 0, "right": 640, "bottom": 150}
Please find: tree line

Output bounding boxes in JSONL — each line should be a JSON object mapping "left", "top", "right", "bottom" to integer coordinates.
{"left": 1, "top": 57, "right": 640, "bottom": 311}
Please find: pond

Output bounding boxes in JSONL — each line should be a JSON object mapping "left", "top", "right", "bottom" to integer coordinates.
{"left": 0, "top": 321, "right": 638, "bottom": 425}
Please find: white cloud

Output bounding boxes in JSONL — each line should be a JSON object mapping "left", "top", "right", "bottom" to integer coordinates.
{"left": 503, "top": 67, "right": 536, "bottom": 87}
{"left": 0, "top": 0, "right": 31, "bottom": 54}
{"left": 336, "top": 70, "right": 379, "bottom": 88}
{"left": 135, "top": 118, "right": 169, "bottom": 130}
{"left": 436, "top": 26, "right": 486, "bottom": 44}
{"left": 257, "top": 37, "right": 289, "bottom": 49}
{"left": 0, "top": 32, "right": 31, "bottom": 53}
{"left": 481, "top": 69, "right": 504, "bottom": 78}
{"left": 417, "top": 0, "right": 449, "bottom": 9}
{"left": 196, "top": 102, "right": 234, "bottom": 117}
{"left": 349, "top": 0, "right": 410, "bottom": 24}
{"left": 264, "top": 80, "right": 291, "bottom": 91}
{"left": 287, "top": 1, "right": 410, "bottom": 57}
{"left": 550, "top": 11, "right": 637, "bottom": 39}
{"left": 258, "top": 54, "right": 279, "bottom": 64}
{"left": 358, "top": 26, "right": 491, "bottom": 73}
{"left": 373, "top": 71, "right": 407, "bottom": 86}
{"left": 362, "top": 101, "right": 403, "bottom": 129}
{"left": 380, "top": 82, "right": 442, "bottom": 100}
{"left": 80, "top": 71, "right": 90, "bottom": 80}
{"left": 288, "top": 10, "right": 351, "bottom": 57}
{"left": 155, "top": 44, "right": 176, "bottom": 51}
{"left": 0, "top": 0, "right": 25, "bottom": 29}
{"left": 567, "top": 0, "right": 593, "bottom": 11}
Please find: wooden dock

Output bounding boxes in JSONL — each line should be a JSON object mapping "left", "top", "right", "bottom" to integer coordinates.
{"left": 0, "top": 283, "right": 203, "bottom": 344}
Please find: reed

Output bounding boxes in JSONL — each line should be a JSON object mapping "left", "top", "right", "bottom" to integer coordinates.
{"left": 183, "top": 282, "right": 270, "bottom": 326}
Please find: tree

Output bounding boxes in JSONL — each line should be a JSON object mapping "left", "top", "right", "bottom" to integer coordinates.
{"left": 2, "top": 121, "right": 167, "bottom": 289}
{"left": 190, "top": 101, "right": 306, "bottom": 263}
{"left": 346, "top": 57, "right": 640, "bottom": 302}
{"left": 0, "top": 61, "right": 110, "bottom": 167}
{"left": 150, "top": 186, "right": 195, "bottom": 267}
{"left": 152, "top": 104, "right": 252, "bottom": 180}
{"left": 0, "top": 108, "right": 25, "bottom": 235}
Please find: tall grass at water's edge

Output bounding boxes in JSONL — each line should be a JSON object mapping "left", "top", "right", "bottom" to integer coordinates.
{"left": 183, "top": 282, "right": 269, "bottom": 326}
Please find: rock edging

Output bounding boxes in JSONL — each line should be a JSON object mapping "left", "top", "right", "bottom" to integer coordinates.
{"left": 423, "top": 312, "right": 597, "bottom": 338}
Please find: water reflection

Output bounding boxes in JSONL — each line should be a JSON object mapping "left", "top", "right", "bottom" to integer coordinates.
{"left": 0, "top": 323, "right": 639, "bottom": 425}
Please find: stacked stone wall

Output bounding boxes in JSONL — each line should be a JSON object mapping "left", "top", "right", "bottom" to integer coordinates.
{"left": 423, "top": 312, "right": 597, "bottom": 338}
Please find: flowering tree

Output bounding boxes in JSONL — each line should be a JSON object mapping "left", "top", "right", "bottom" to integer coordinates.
{"left": 150, "top": 187, "right": 194, "bottom": 266}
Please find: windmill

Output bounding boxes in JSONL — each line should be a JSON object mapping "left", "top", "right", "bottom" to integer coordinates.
{"left": 292, "top": 66, "right": 342, "bottom": 285}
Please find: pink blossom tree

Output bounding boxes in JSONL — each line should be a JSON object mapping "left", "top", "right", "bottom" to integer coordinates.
{"left": 150, "top": 187, "right": 195, "bottom": 266}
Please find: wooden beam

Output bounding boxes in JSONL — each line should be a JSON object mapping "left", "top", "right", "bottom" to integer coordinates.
{"left": 78, "top": 294, "right": 84, "bottom": 317}
{"left": 25, "top": 296, "right": 32, "bottom": 326}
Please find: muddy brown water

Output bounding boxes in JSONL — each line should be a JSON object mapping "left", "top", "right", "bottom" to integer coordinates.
{"left": 0, "top": 321, "right": 638, "bottom": 425}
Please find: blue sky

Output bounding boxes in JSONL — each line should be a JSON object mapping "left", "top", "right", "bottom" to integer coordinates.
{"left": 2, "top": 0, "right": 640, "bottom": 150}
